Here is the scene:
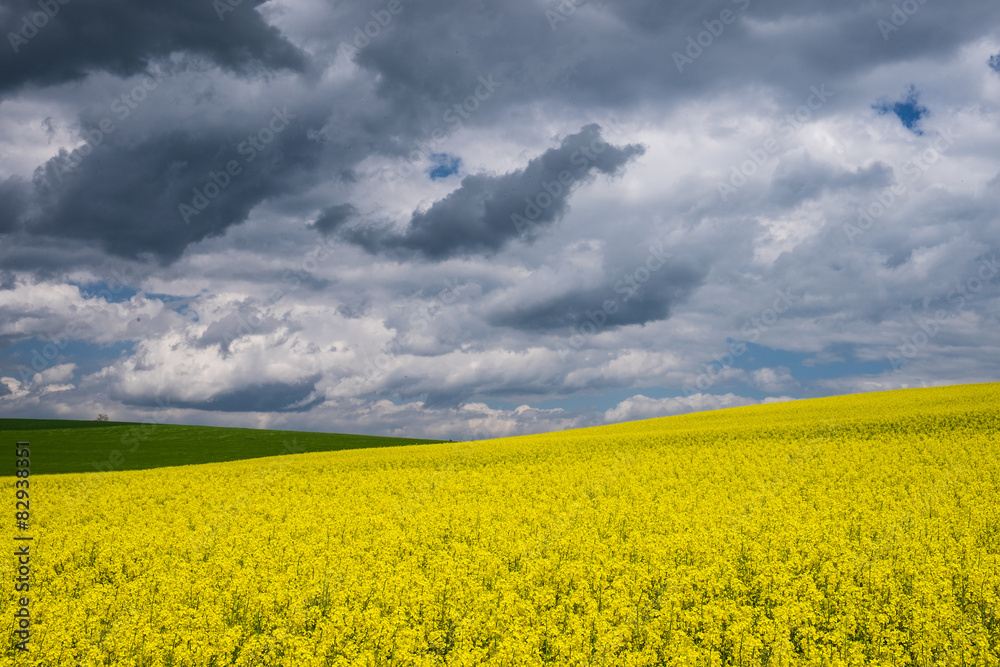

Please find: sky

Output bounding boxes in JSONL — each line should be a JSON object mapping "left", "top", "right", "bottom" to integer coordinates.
{"left": 0, "top": 0, "right": 998, "bottom": 440}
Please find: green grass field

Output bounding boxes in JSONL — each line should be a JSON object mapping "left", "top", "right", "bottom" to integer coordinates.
{"left": 1, "top": 419, "right": 445, "bottom": 475}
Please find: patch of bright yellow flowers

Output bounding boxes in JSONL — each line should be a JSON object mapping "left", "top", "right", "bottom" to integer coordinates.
{"left": 4, "top": 383, "right": 999, "bottom": 665}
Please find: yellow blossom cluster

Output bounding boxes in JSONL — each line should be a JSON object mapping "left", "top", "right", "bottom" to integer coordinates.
{"left": 3, "top": 383, "right": 999, "bottom": 665}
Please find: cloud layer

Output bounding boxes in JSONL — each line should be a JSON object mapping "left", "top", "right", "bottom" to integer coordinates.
{"left": 1, "top": 0, "right": 998, "bottom": 439}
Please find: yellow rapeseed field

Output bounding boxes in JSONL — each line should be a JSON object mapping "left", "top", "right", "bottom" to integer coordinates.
{"left": 4, "top": 383, "right": 1000, "bottom": 666}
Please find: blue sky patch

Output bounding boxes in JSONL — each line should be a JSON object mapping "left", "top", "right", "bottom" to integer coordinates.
{"left": 727, "top": 342, "right": 883, "bottom": 380}
{"left": 75, "top": 281, "right": 192, "bottom": 308}
{"left": 873, "top": 86, "right": 927, "bottom": 135}
{"left": 427, "top": 153, "right": 461, "bottom": 180}
{"left": 1, "top": 338, "right": 136, "bottom": 384}
{"left": 75, "top": 280, "right": 141, "bottom": 303}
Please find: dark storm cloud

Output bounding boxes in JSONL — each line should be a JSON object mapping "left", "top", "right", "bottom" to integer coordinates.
{"left": 0, "top": 233, "right": 126, "bottom": 275}
{"left": 767, "top": 154, "right": 893, "bottom": 208}
{"left": 121, "top": 377, "right": 322, "bottom": 413}
{"left": 488, "top": 260, "right": 708, "bottom": 332}
{"left": 311, "top": 203, "right": 357, "bottom": 236}
{"left": 0, "top": 0, "right": 305, "bottom": 95}
{"left": 24, "top": 106, "right": 323, "bottom": 263}
{"left": 4, "top": 0, "right": 996, "bottom": 271}
{"left": 0, "top": 177, "right": 27, "bottom": 233}
{"left": 341, "top": 124, "right": 644, "bottom": 259}
{"left": 347, "top": 0, "right": 1000, "bottom": 127}
{"left": 582, "top": 0, "right": 1000, "bottom": 105}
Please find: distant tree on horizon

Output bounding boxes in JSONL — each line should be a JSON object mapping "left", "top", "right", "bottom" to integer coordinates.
{"left": 96, "top": 414, "right": 109, "bottom": 422}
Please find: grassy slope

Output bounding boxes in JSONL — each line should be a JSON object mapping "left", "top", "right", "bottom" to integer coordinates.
{"left": 0, "top": 419, "right": 445, "bottom": 475}
{"left": 0, "top": 418, "right": 139, "bottom": 431}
